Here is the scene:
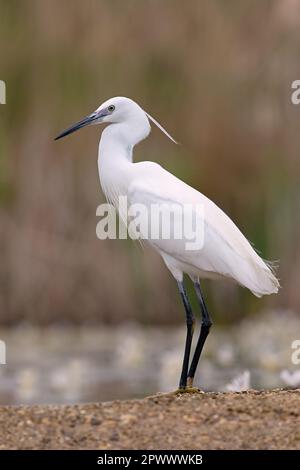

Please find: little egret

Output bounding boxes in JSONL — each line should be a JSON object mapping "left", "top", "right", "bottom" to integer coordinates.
{"left": 55, "top": 97, "right": 279, "bottom": 391}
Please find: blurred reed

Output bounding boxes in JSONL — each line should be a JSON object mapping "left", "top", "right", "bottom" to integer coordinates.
{"left": 0, "top": 0, "right": 299, "bottom": 325}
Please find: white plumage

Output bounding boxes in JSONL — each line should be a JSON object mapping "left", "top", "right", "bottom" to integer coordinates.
{"left": 95, "top": 97, "right": 279, "bottom": 298}
{"left": 55, "top": 95, "right": 279, "bottom": 390}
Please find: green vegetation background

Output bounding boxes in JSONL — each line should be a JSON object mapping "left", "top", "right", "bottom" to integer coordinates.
{"left": 0, "top": 0, "right": 298, "bottom": 325}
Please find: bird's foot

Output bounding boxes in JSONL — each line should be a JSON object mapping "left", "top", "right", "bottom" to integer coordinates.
{"left": 173, "top": 386, "right": 202, "bottom": 395}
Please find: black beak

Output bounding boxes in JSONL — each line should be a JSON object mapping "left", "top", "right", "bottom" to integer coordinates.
{"left": 54, "top": 112, "right": 98, "bottom": 141}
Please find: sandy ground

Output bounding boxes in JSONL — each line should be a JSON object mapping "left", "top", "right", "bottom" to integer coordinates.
{"left": 0, "top": 389, "right": 299, "bottom": 450}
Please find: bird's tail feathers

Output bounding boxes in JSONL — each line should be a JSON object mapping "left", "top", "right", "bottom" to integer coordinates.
{"left": 237, "top": 256, "right": 280, "bottom": 297}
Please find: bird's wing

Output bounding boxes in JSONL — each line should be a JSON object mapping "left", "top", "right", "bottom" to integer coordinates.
{"left": 127, "top": 161, "right": 279, "bottom": 296}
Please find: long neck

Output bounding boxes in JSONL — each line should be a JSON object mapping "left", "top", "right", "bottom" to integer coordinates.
{"left": 98, "top": 120, "right": 149, "bottom": 205}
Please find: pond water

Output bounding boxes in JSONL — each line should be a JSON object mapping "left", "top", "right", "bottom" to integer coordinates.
{"left": 0, "top": 311, "right": 299, "bottom": 405}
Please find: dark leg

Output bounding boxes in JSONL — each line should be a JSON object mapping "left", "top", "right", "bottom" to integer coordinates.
{"left": 177, "top": 280, "right": 195, "bottom": 389}
{"left": 187, "top": 281, "right": 212, "bottom": 387}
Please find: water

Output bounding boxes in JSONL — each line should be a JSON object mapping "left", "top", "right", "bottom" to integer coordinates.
{"left": 0, "top": 311, "right": 299, "bottom": 405}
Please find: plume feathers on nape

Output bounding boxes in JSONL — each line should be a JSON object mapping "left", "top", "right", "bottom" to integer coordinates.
{"left": 145, "top": 112, "right": 178, "bottom": 144}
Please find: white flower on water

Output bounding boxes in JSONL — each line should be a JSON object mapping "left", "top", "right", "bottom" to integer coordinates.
{"left": 280, "top": 369, "right": 300, "bottom": 387}
{"left": 225, "top": 370, "right": 251, "bottom": 392}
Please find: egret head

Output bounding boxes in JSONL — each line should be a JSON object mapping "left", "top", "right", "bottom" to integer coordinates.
{"left": 94, "top": 97, "right": 145, "bottom": 124}
{"left": 55, "top": 96, "right": 177, "bottom": 144}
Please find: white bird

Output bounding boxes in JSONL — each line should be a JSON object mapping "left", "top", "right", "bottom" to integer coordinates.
{"left": 55, "top": 96, "right": 279, "bottom": 391}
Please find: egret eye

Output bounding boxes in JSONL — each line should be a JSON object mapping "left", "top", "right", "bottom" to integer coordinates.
{"left": 108, "top": 105, "right": 115, "bottom": 112}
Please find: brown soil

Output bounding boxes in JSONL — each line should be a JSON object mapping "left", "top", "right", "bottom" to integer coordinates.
{"left": 0, "top": 389, "right": 299, "bottom": 450}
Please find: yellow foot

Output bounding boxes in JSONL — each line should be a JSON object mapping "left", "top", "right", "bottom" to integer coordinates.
{"left": 173, "top": 387, "right": 202, "bottom": 395}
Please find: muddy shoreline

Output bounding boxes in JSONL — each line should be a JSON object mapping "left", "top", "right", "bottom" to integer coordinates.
{"left": 0, "top": 389, "right": 299, "bottom": 449}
